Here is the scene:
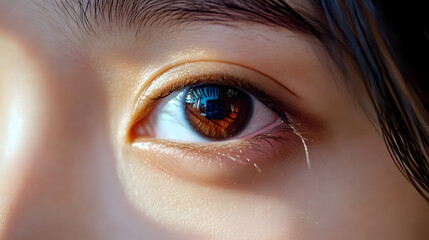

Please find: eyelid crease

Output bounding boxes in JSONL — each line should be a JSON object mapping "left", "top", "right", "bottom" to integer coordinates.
{"left": 127, "top": 60, "right": 301, "bottom": 134}
{"left": 131, "top": 72, "right": 293, "bottom": 131}
{"left": 130, "top": 59, "right": 299, "bottom": 112}
{"left": 128, "top": 62, "right": 315, "bottom": 169}
{"left": 130, "top": 72, "right": 312, "bottom": 168}
{"left": 125, "top": 60, "right": 300, "bottom": 146}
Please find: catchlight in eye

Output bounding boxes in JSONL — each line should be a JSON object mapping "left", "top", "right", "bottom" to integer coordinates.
{"left": 129, "top": 66, "right": 313, "bottom": 181}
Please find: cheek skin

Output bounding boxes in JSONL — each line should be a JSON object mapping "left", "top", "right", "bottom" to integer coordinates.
{"left": 119, "top": 109, "right": 429, "bottom": 240}
{"left": 118, "top": 150, "right": 303, "bottom": 239}
{"left": 299, "top": 127, "right": 429, "bottom": 239}
{"left": 110, "top": 42, "right": 429, "bottom": 239}
{"left": 0, "top": 2, "right": 423, "bottom": 238}
{"left": 0, "top": 34, "right": 43, "bottom": 235}
{"left": 0, "top": 27, "right": 188, "bottom": 239}
{"left": 102, "top": 29, "right": 429, "bottom": 239}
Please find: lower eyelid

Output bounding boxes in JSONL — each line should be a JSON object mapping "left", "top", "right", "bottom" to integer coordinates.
{"left": 234, "top": 115, "right": 283, "bottom": 140}
{"left": 126, "top": 61, "right": 319, "bottom": 182}
{"left": 130, "top": 123, "right": 302, "bottom": 184}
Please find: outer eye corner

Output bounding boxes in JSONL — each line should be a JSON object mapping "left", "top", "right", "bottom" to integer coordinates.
{"left": 127, "top": 71, "right": 313, "bottom": 182}
{"left": 130, "top": 72, "right": 291, "bottom": 144}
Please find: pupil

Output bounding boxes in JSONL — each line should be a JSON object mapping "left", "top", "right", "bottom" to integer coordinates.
{"left": 206, "top": 99, "right": 227, "bottom": 120}
{"left": 184, "top": 84, "right": 253, "bottom": 140}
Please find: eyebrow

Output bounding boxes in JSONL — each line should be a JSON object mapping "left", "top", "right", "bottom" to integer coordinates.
{"left": 53, "top": 0, "right": 323, "bottom": 38}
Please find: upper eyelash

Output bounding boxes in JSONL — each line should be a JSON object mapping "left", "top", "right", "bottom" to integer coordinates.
{"left": 132, "top": 72, "right": 313, "bottom": 168}
{"left": 145, "top": 72, "right": 292, "bottom": 125}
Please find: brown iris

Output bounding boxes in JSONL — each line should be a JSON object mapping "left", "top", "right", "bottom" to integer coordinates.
{"left": 184, "top": 84, "right": 253, "bottom": 140}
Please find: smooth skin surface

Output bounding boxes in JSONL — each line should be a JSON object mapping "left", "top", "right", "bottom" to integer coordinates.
{"left": 0, "top": 0, "right": 428, "bottom": 239}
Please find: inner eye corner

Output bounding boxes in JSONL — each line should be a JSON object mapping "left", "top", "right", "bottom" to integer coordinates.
{"left": 128, "top": 108, "right": 153, "bottom": 143}
{"left": 127, "top": 67, "right": 296, "bottom": 146}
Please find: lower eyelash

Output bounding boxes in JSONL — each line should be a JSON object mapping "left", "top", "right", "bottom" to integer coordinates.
{"left": 145, "top": 73, "right": 292, "bottom": 125}
{"left": 131, "top": 122, "right": 305, "bottom": 183}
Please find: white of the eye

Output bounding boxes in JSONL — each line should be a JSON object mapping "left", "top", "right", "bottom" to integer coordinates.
{"left": 146, "top": 88, "right": 280, "bottom": 142}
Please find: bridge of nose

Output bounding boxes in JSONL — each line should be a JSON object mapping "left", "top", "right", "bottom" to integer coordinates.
{"left": 0, "top": 31, "right": 141, "bottom": 239}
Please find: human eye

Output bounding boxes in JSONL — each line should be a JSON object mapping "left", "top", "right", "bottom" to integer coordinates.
{"left": 127, "top": 62, "right": 310, "bottom": 183}
{"left": 135, "top": 79, "right": 284, "bottom": 143}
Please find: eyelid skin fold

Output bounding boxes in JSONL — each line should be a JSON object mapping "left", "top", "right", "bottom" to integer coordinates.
{"left": 127, "top": 61, "right": 314, "bottom": 184}
{"left": 129, "top": 61, "right": 299, "bottom": 130}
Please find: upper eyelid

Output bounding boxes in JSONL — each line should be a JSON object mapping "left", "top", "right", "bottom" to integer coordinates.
{"left": 132, "top": 60, "right": 298, "bottom": 108}
{"left": 128, "top": 62, "right": 315, "bottom": 168}
{"left": 149, "top": 73, "right": 292, "bottom": 122}
{"left": 125, "top": 61, "right": 305, "bottom": 143}
{"left": 130, "top": 78, "right": 313, "bottom": 171}
{"left": 131, "top": 71, "right": 291, "bottom": 130}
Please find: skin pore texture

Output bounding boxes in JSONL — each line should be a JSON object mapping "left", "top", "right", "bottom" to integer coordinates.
{"left": 0, "top": 0, "right": 428, "bottom": 239}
